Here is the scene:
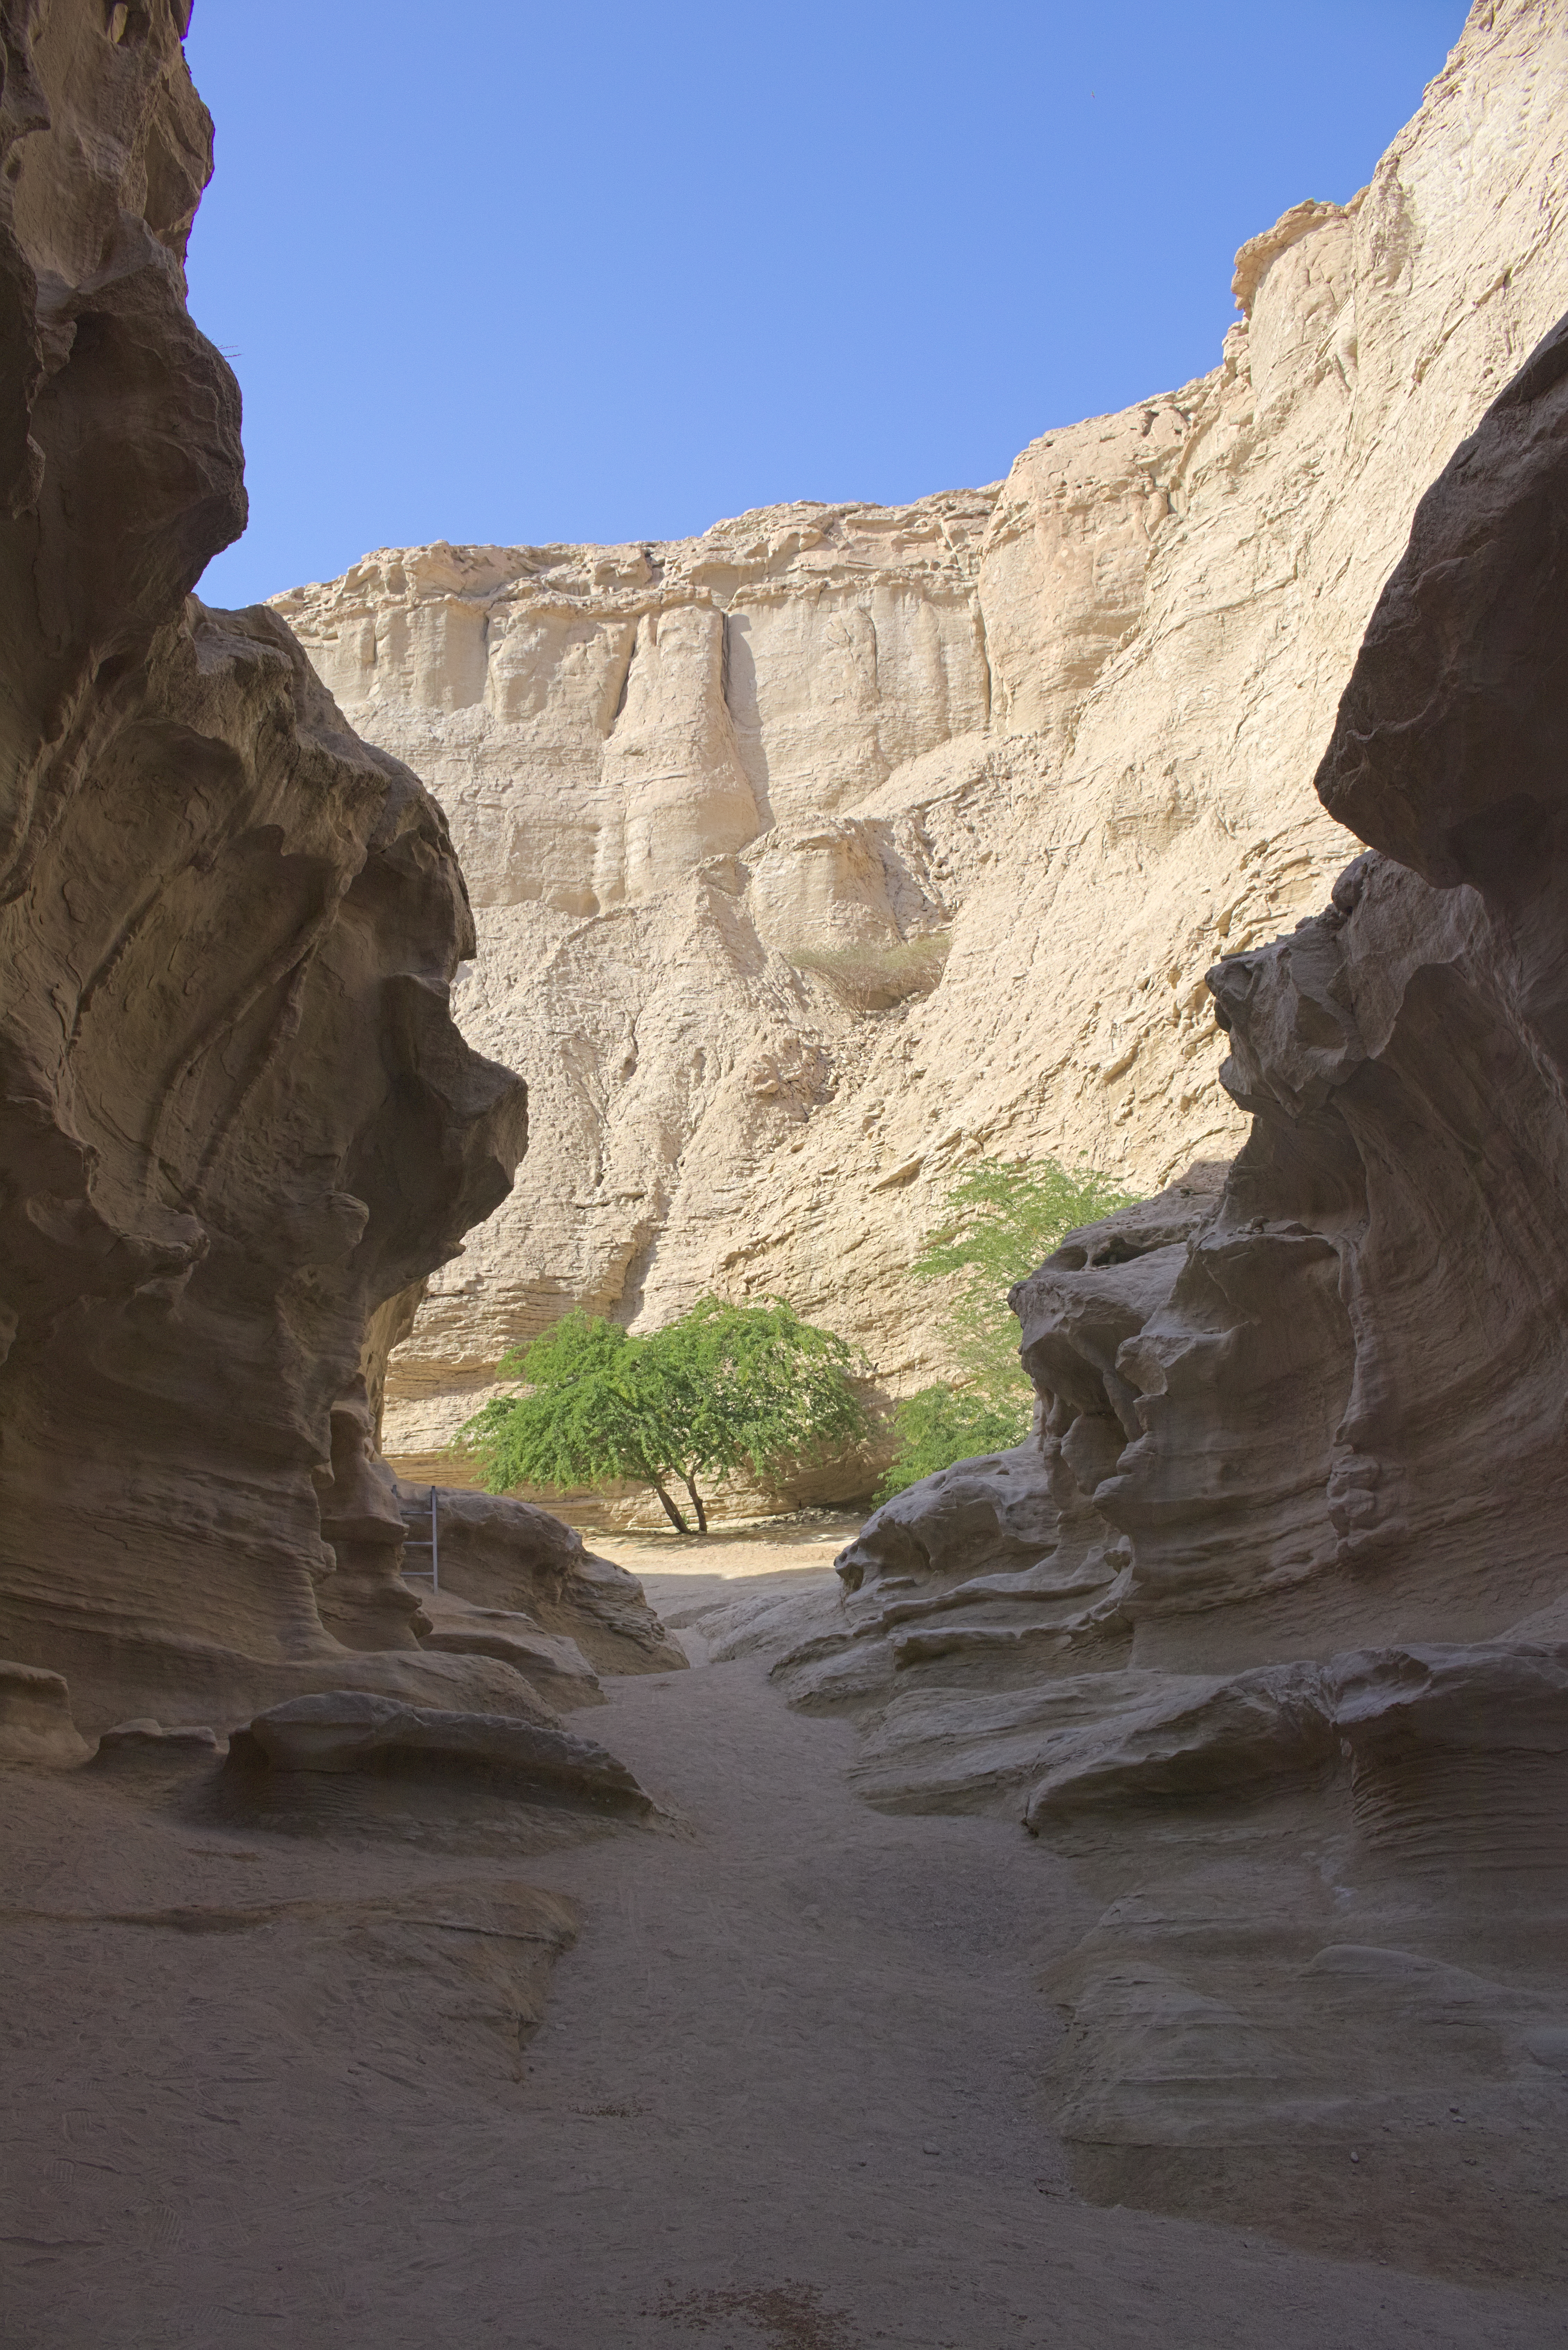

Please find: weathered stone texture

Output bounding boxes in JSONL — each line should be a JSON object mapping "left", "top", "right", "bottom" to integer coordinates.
{"left": 0, "top": 0, "right": 583, "bottom": 1731}
{"left": 686, "top": 287, "right": 1568, "bottom": 2251}
{"left": 277, "top": 1, "right": 1568, "bottom": 1483}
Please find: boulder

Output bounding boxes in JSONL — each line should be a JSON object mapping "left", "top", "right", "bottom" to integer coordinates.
{"left": 396, "top": 1482, "right": 685, "bottom": 1677}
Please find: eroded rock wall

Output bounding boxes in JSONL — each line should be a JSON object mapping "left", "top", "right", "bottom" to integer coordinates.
{"left": 278, "top": 0, "right": 1568, "bottom": 1482}
{"left": 714, "top": 301, "right": 1568, "bottom": 2273}
{"left": 0, "top": 0, "right": 546, "bottom": 1729}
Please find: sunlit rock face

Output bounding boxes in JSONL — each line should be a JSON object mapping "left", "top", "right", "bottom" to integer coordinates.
{"left": 276, "top": 3, "right": 1568, "bottom": 1490}
{"left": 683, "top": 300, "right": 1568, "bottom": 2282}
{"left": 0, "top": 0, "right": 530, "bottom": 1729}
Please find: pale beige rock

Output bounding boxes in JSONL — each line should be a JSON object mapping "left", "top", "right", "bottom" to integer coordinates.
{"left": 277, "top": 1, "right": 1568, "bottom": 1484}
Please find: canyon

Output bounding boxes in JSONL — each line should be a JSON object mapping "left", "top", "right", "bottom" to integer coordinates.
{"left": 280, "top": 0, "right": 1568, "bottom": 1498}
{"left": 2, "top": 0, "right": 1566, "bottom": 2340}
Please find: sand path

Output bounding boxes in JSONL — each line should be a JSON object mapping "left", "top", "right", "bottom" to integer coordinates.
{"left": 1, "top": 1532, "right": 1561, "bottom": 2347}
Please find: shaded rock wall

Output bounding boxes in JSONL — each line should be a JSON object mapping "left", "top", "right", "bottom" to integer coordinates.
{"left": 0, "top": 0, "right": 538, "bottom": 1729}
{"left": 998, "top": 311, "right": 1568, "bottom": 1679}
{"left": 277, "top": 1, "right": 1568, "bottom": 1483}
{"left": 704, "top": 309, "right": 1568, "bottom": 2273}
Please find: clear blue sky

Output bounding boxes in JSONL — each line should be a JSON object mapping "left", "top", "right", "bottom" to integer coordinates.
{"left": 184, "top": 1, "right": 1471, "bottom": 608}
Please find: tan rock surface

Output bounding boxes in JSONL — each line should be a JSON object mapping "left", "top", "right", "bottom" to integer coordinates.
{"left": 5, "top": 1605, "right": 1564, "bottom": 2335}
{"left": 0, "top": 0, "right": 643, "bottom": 1738}
{"left": 394, "top": 1479, "right": 685, "bottom": 1679}
{"left": 279, "top": 0, "right": 1568, "bottom": 1482}
{"left": 679, "top": 297, "right": 1568, "bottom": 2256}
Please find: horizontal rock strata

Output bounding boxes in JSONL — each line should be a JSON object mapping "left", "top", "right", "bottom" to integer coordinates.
{"left": 395, "top": 1480, "right": 685, "bottom": 1684}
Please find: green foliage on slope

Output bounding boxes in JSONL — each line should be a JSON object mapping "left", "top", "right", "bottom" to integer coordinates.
{"left": 787, "top": 931, "right": 950, "bottom": 1014}
{"left": 877, "top": 1155, "right": 1141, "bottom": 1500}
{"left": 875, "top": 1386, "right": 1035, "bottom": 1499}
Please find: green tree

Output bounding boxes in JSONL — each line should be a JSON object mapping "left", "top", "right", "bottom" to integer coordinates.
{"left": 457, "top": 1310, "right": 686, "bottom": 1528}
{"left": 458, "top": 1298, "right": 869, "bottom": 1535}
{"left": 877, "top": 1155, "right": 1141, "bottom": 1499}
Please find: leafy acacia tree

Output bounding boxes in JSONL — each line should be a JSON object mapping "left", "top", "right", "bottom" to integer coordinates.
{"left": 878, "top": 1155, "right": 1140, "bottom": 1499}
{"left": 459, "top": 1298, "right": 869, "bottom": 1534}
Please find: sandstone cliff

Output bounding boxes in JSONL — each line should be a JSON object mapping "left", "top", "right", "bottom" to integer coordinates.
{"left": 0, "top": 0, "right": 673, "bottom": 1734}
{"left": 279, "top": 0, "right": 1568, "bottom": 1489}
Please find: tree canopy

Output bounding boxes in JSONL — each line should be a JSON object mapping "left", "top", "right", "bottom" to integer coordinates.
{"left": 458, "top": 1296, "right": 869, "bottom": 1534}
{"left": 877, "top": 1155, "right": 1141, "bottom": 1498}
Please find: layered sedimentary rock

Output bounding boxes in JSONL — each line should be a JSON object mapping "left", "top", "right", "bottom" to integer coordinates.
{"left": 278, "top": 0, "right": 1568, "bottom": 1486}
{"left": 228, "top": 1691, "right": 654, "bottom": 1814}
{"left": 0, "top": 0, "right": 675, "bottom": 1738}
{"left": 697, "top": 306, "right": 1568, "bottom": 2270}
{"left": 395, "top": 1480, "right": 687, "bottom": 1704}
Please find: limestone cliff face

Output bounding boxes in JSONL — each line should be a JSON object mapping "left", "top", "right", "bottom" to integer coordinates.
{"left": 279, "top": 0, "right": 1568, "bottom": 1482}
{"left": 0, "top": 0, "right": 545, "bottom": 1728}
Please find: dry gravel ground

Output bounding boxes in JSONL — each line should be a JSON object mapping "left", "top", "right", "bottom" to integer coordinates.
{"left": 1, "top": 1523, "right": 1563, "bottom": 2350}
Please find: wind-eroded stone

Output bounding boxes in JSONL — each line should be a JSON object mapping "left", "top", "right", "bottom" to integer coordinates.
{"left": 0, "top": 1658, "right": 90, "bottom": 1766}
{"left": 0, "top": 1, "right": 545, "bottom": 1733}
{"left": 231, "top": 1691, "right": 654, "bottom": 1813}
{"left": 395, "top": 1480, "right": 686, "bottom": 1680}
{"left": 699, "top": 284, "right": 1568, "bottom": 2252}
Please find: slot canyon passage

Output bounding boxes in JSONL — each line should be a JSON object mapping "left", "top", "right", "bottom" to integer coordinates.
{"left": 4, "top": 2, "right": 1568, "bottom": 2345}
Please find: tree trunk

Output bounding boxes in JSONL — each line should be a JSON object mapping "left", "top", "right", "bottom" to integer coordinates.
{"left": 650, "top": 1479, "right": 689, "bottom": 1535}
{"left": 682, "top": 1473, "right": 709, "bottom": 1536}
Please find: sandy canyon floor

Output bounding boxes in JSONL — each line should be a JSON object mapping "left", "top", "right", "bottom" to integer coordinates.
{"left": 2, "top": 1524, "right": 1562, "bottom": 2350}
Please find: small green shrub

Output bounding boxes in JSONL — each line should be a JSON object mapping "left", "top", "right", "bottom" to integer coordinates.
{"left": 912, "top": 1155, "right": 1142, "bottom": 1401}
{"left": 875, "top": 1384, "right": 1032, "bottom": 1500}
{"left": 877, "top": 1156, "right": 1143, "bottom": 1499}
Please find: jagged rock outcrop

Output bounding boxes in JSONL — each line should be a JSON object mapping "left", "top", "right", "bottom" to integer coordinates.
{"left": 277, "top": 1, "right": 1568, "bottom": 1488}
{"left": 0, "top": 0, "right": 648, "bottom": 1738}
{"left": 689, "top": 299, "right": 1568, "bottom": 2261}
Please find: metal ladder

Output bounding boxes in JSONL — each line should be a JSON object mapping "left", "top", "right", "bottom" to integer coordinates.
{"left": 401, "top": 1484, "right": 439, "bottom": 1592}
